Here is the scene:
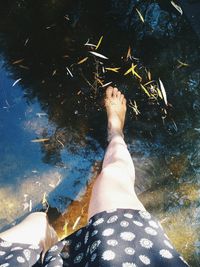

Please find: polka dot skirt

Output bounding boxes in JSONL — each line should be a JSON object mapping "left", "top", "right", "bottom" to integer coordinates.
{"left": 0, "top": 209, "right": 189, "bottom": 266}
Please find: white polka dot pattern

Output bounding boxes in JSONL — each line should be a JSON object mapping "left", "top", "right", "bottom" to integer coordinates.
{"left": 102, "top": 250, "right": 115, "bottom": 261}
{"left": 122, "top": 263, "right": 137, "bottom": 267}
{"left": 139, "top": 255, "right": 151, "bottom": 265}
{"left": 145, "top": 227, "right": 157, "bottom": 236}
{"left": 102, "top": 228, "right": 114, "bottom": 236}
{"left": 159, "top": 249, "right": 173, "bottom": 259}
{"left": 0, "top": 210, "right": 189, "bottom": 267}
{"left": 120, "top": 232, "right": 135, "bottom": 241}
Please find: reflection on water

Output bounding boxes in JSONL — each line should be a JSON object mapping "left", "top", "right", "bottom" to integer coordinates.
{"left": 0, "top": 0, "right": 200, "bottom": 265}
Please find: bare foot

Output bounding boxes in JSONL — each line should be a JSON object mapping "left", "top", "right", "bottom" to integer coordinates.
{"left": 105, "top": 86, "right": 127, "bottom": 141}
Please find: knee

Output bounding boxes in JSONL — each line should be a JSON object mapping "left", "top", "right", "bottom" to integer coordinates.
{"left": 101, "top": 163, "right": 134, "bottom": 180}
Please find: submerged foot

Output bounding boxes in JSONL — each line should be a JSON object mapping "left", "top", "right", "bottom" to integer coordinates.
{"left": 105, "top": 86, "right": 127, "bottom": 141}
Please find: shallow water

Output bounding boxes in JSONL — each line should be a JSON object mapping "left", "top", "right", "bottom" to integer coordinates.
{"left": 0, "top": 1, "right": 200, "bottom": 265}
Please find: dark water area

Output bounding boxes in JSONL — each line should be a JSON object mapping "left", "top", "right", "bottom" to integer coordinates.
{"left": 0, "top": 0, "right": 200, "bottom": 265}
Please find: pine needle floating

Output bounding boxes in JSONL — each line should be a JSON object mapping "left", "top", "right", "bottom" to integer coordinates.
{"left": 63, "top": 220, "right": 68, "bottom": 236}
{"left": 12, "top": 78, "right": 22, "bottom": 87}
{"left": 72, "top": 216, "right": 81, "bottom": 230}
{"left": 29, "top": 200, "right": 32, "bottom": 212}
{"left": 12, "top": 59, "right": 24, "bottom": 65}
{"left": 105, "top": 67, "right": 120, "bottom": 73}
{"left": 140, "top": 84, "right": 150, "bottom": 97}
{"left": 158, "top": 78, "right": 168, "bottom": 106}
{"left": 95, "top": 36, "right": 103, "bottom": 50}
{"left": 42, "top": 192, "right": 49, "bottom": 212}
{"left": 101, "top": 81, "right": 112, "bottom": 88}
{"left": 156, "top": 87, "right": 163, "bottom": 99}
{"left": 42, "top": 192, "right": 48, "bottom": 206}
{"left": 126, "top": 46, "right": 132, "bottom": 60}
{"left": 84, "top": 39, "right": 96, "bottom": 47}
{"left": 147, "top": 70, "right": 151, "bottom": 81}
{"left": 136, "top": 8, "right": 145, "bottom": 23}
{"left": 78, "top": 57, "right": 88, "bottom": 64}
{"left": 31, "top": 138, "right": 50, "bottom": 143}
{"left": 89, "top": 51, "right": 108, "bottom": 60}
{"left": 177, "top": 59, "right": 189, "bottom": 68}
{"left": 66, "top": 67, "right": 73, "bottom": 77}
{"left": 95, "top": 77, "right": 104, "bottom": 86}
{"left": 52, "top": 70, "right": 57, "bottom": 76}
{"left": 171, "top": 1, "right": 183, "bottom": 15}
{"left": 124, "top": 63, "right": 142, "bottom": 80}
{"left": 129, "top": 100, "right": 140, "bottom": 115}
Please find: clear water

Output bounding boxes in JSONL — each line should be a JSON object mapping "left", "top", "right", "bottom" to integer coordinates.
{"left": 0, "top": 1, "right": 199, "bottom": 265}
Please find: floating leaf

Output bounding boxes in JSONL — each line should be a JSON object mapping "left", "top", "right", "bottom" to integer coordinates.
{"left": 19, "top": 65, "right": 29, "bottom": 70}
{"left": 144, "top": 80, "right": 154, "bottom": 86}
{"left": 129, "top": 100, "right": 140, "bottom": 115}
{"left": 95, "top": 78, "right": 104, "bottom": 86}
{"left": 29, "top": 200, "right": 32, "bottom": 212}
{"left": 72, "top": 216, "right": 81, "bottom": 230}
{"left": 66, "top": 67, "right": 73, "bottom": 77}
{"left": 171, "top": 1, "right": 183, "bottom": 15}
{"left": 140, "top": 84, "right": 150, "bottom": 97}
{"left": 136, "top": 8, "right": 145, "bottom": 23}
{"left": 42, "top": 192, "right": 47, "bottom": 205}
{"left": 12, "top": 78, "right": 22, "bottom": 87}
{"left": 12, "top": 59, "right": 24, "bottom": 65}
{"left": 95, "top": 36, "right": 103, "bottom": 50}
{"left": 89, "top": 51, "right": 108, "bottom": 59}
{"left": 31, "top": 138, "right": 50, "bottom": 143}
{"left": 156, "top": 87, "right": 163, "bottom": 99}
{"left": 147, "top": 71, "right": 151, "bottom": 81}
{"left": 101, "top": 81, "right": 112, "bottom": 88}
{"left": 124, "top": 63, "right": 142, "bottom": 80}
{"left": 124, "top": 66, "right": 132, "bottom": 76}
{"left": 126, "top": 46, "right": 132, "bottom": 60}
{"left": 63, "top": 221, "right": 68, "bottom": 236}
{"left": 158, "top": 78, "right": 168, "bottom": 106}
{"left": 52, "top": 70, "right": 57, "bottom": 76}
{"left": 78, "top": 57, "right": 88, "bottom": 64}
{"left": 105, "top": 67, "right": 120, "bottom": 73}
{"left": 84, "top": 39, "right": 96, "bottom": 47}
{"left": 177, "top": 59, "right": 189, "bottom": 68}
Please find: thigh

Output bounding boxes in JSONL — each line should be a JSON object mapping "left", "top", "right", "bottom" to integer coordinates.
{"left": 0, "top": 238, "right": 42, "bottom": 267}
{"left": 44, "top": 209, "right": 189, "bottom": 267}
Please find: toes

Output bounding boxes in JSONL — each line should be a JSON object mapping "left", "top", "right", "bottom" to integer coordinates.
{"left": 106, "top": 86, "right": 113, "bottom": 98}
{"left": 120, "top": 94, "right": 124, "bottom": 102}
{"left": 123, "top": 98, "right": 127, "bottom": 106}
{"left": 113, "top": 87, "right": 118, "bottom": 97}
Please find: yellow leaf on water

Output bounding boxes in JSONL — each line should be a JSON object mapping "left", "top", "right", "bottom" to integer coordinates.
{"left": 77, "top": 57, "right": 88, "bottom": 64}
{"left": 126, "top": 46, "right": 132, "bottom": 60}
{"left": 12, "top": 59, "right": 24, "bottom": 65}
{"left": 42, "top": 192, "right": 47, "bottom": 205}
{"left": 136, "top": 8, "right": 145, "bottom": 23}
{"left": 124, "top": 64, "right": 142, "bottom": 80}
{"left": 63, "top": 221, "right": 68, "bottom": 236}
{"left": 105, "top": 67, "right": 120, "bottom": 73}
{"left": 156, "top": 87, "right": 163, "bottom": 99}
{"left": 140, "top": 84, "right": 150, "bottom": 97}
{"left": 147, "top": 71, "right": 151, "bottom": 81}
{"left": 31, "top": 138, "right": 50, "bottom": 143}
{"left": 95, "top": 78, "right": 104, "bottom": 86}
{"left": 95, "top": 36, "right": 103, "bottom": 50}
{"left": 177, "top": 59, "right": 189, "bottom": 68}
{"left": 124, "top": 66, "right": 132, "bottom": 76}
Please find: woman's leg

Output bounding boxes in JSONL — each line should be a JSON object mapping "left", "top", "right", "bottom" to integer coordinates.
{"left": 88, "top": 86, "right": 145, "bottom": 219}
{"left": 0, "top": 212, "right": 58, "bottom": 253}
